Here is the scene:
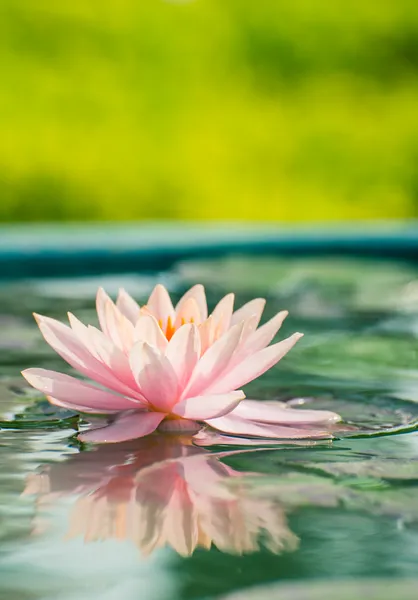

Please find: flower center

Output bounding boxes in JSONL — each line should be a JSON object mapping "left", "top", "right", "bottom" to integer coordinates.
{"left": 158, "top": 316, "right": 195, "bottom": 341}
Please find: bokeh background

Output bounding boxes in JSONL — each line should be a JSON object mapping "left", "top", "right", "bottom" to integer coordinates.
{"left": 1, "top": 0, "right": 418, "bottom": 222}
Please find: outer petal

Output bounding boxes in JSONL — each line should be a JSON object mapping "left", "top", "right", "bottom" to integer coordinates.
{"left": 231, "top": 298, "right": 266, "bottom": 328}
{"left": 86, "top": 325, "right": 138, "bottom": 389}
{"left": 146, "top": 284, "right": 175, "bottom": 327}
{"left": 165, "top": 324, "right": 201, "bottom": 388}
{"left": 96, "top": 288, "right": 135, "bottom": 352}
{"left": 192, "top": 429, "right": 314, "bottom": 447}
{"left": 135, "top": 315, "right": 168, "bottom": 351}
{"left": 182, "top": 321, "right": 246, "bottom": 398}
{"left": 34, "top": 314, "right": 143, "bottom": 400}
{"left": 210, "top": 293, "right": 235, "bottom": 337}
{"left": 244, "top": 311, "right": 288, "bottom": 353}
{"left": 231, "top": 399, "right": 340, "bottom": 425}
{"left": 205, "top": 332, "right": 303, "bottom": 394}
{"left": 46, "top": 395, "right": 121, "bottom": 415}
{"left": 116, "top": 289, "right": 141, "bottom": 324}
{"left": 205, "top": 412, "right": 332, "bottom": 439}
{"left": 172, "top": 391, "right": 245, "bottom": 420}
{"left": 130, "top": 342, "right": 179, "bottom": 412}
{"left": 78, "top": 411, "right": 165, "bottom": 443}
{"left": 104, "top": 298, "right": 135, "bottom": 352}
{"left": 176, "top": 284, "right": 208, "bottom": 322}
{"left": 69, "top": 313, "right": 138, "bottom": 391}
{"left": 198, "top": 316, "right": 215, "bottom": 354}
{"left": 96, "top": 287, "right": 113, "bottom": 337}
{"left": 67, "top": 312, "right": 100, "bottom": 358}
{"left": 22, "top": 368, "right": 140, "bottom": 412}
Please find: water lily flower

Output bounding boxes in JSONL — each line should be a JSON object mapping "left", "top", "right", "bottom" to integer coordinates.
{"left": 22, "top": 284, "right": 340, "bottom": 443}
{"left": 24, "top": 435, "right": 298, "bottom": 556}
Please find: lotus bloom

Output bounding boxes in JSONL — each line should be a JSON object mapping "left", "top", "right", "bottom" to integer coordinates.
{"left": 22, "top": 284, "right": 340, "bottom": 443}
{"left": 24, "top": 435, "right": 298, "bottom": 556}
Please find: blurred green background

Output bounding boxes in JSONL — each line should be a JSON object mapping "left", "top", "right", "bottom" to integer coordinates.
{"left": 1, "top": 0, "right": 418, "bottom": 222}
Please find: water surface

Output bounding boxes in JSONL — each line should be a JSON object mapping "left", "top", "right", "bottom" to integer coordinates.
{"left": 1, "top": 255, "right": 418, "bottom": 600}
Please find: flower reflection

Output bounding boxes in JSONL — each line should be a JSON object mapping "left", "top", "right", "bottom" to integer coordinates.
{"left": 24, "top": 435, "right": 298, "bottom": 556}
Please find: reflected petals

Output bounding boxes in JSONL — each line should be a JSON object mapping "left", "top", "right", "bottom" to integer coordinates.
{"left": 172, "top": 391, "right": 245, "bottom": 420}
{"left": 25, "top": 433, "right": 298, "bottom": 556}
{"left": 78, "top": 411, "right": 165, "bottom": 443}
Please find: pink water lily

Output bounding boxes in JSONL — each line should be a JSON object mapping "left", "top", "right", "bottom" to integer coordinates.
{"left": 22, "top": 284, "right": 340, "bottom": 443}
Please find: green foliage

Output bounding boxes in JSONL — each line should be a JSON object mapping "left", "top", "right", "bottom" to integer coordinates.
{"left": 1, "top": 0, "right": 418, "bottom": 221}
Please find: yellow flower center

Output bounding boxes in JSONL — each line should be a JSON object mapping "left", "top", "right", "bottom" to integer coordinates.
{"left": 158, "top": 316, "right": 195, "bottom": 341}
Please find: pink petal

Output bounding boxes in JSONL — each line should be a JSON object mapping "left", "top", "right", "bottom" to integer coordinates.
{"left": 237, "top": 313, "right": 259, "bottom": 346}
{"left": 116, "top": 289, "right": 141, "bottom": 324}
{"left": 96, "top": 287, "right": 113, "bottom": 337}
{"left": 174, "top": 297, "right": 202, "bottom": 328}
{"left": 22, "top": 368, "right": 140, "bottom": 412}
{"left": 68, "top": 313, "right": 140, "bottom": 393}
{"left": 172, "top": 391, "right": 244, "bottom": 420}
{"left": 193, "top": 429, "right": 310, "bottom": 447}
{"left": 245, "top": 311, "right": 288, "bottom": 353}
{"left": 230, "top": 399, "right": 340, "bottom": 425}
{"left": 46, "top": 395, "right": 121, "bottom": 414}
{"left": 182, "top": 320, "right": 246, "bottom": 398}
{"left": 231, "top": 298, "right": 266, "bottom": 328}
{"left": 135, "top": 315, "right": 168, "bottom": 351}
{"left": 205, "top": 412, "right": 332, "bottom": 439}
{"left": 176, "top": 284, "right": 208, "bottom": 322}
{"left": 103, "top": 297, "right": 135, "bottom": 352}
{"left": 210, "top": 293, "right": 235, "bottom": 336}
{"left": 86, "top": 325, "right": 139, "bottom": 389}
{"left": 68, "top": 312, "right": 99, "bottom": 357}
{"left": 146, "top": 284, "right": 175, "bottom": 327}
{"left": 198, "top": 316, "right": 215, "bottom": 354}
{"left": 130, "top": 342, "right": 179, "bottom": 412}
{"left": 165, "top": 324, "right": 200, "bottom": 388}
{"left": 205, "top": 332, "right": 303, "bottom": 394}
{"left": 78, "top": 411, "right": 165, "bottom": 443}
{"left": 34, "top": 314, "right": 143, "bottom": 400}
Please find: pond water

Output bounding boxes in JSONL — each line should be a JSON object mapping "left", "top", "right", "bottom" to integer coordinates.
{"left": 1, "top": 255, "right": 418, "bottom": 600}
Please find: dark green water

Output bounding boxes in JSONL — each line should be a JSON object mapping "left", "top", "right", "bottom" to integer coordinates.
{"left": 1, "top": 256, "right": 418, "bottom": 600}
